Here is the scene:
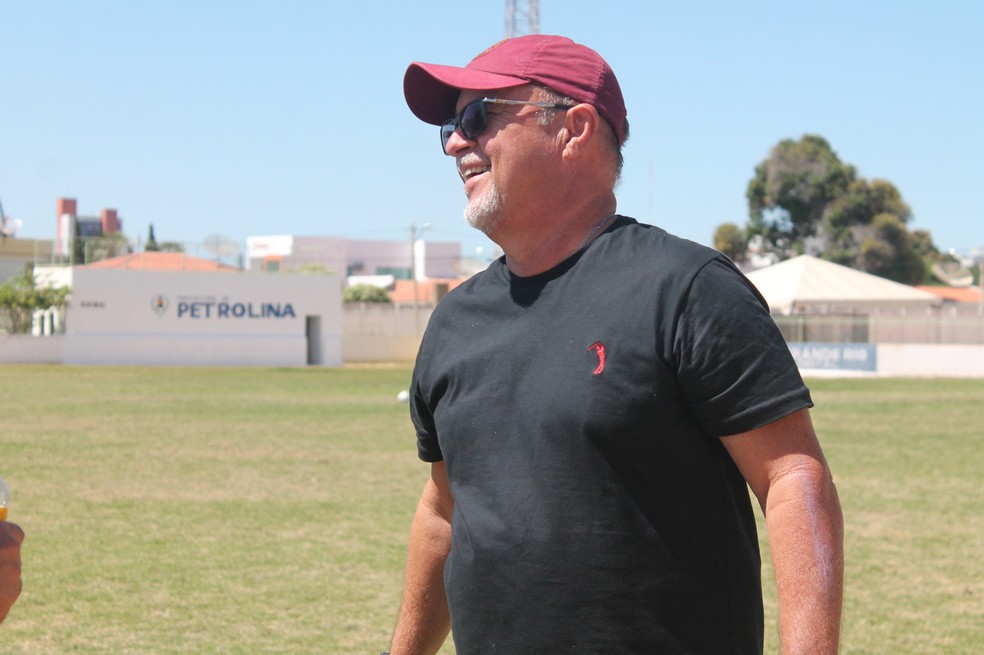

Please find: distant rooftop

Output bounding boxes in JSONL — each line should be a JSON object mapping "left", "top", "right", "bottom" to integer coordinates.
{"left": 917, "top": 285, "right": 982, "bottom": 304}
{"left": 82, "top": 251, "right": 237, "bottom": 272}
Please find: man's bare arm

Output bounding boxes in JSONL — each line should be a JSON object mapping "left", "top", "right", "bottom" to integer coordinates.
{"left": 722, "top": 408, "right": 844, "bottom": 655}
{"left": 389, "top": 462, "right": 454, "bottom": 655}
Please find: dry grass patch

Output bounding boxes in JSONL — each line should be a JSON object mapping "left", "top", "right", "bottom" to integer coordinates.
{"left": 1, "top": 367, "right": 980, "bottom": 654}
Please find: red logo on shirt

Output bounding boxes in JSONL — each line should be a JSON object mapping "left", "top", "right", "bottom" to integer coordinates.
{"left": 588, "top": 341, "right": 606, "bottom": 375}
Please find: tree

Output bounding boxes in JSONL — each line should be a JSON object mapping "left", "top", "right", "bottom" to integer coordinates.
{"left": 342, "top": 284, "right": 391, "bottom": 303}
{"left": 908, "top": 229, "right": 939, "bottom": 262}
{"left": 70, "top": 218, "right": 85, "bottom": 265}
{"left": 713, "top": 223, "right": 747, "bottom": 263}
{"left": 64, "top": 219, "right": 131, "bottom": 265}
{"left": 291, "top": 263, "right": 334, "bottom": 276}
{"left": 146, "top": 224, "right": 160, "bottom": 252}
{"left": 821, "top": 178, "right": 915, "bottom": 266}
{"left": 83, "top": 232, "right": 130, "bottom": 264}
{"left": 746, "top": 134, "right": 940, "bottom": 284}
{"left": 857, "top": 213, "right": 928, "bottom": 284}
{"left": 0, "top": 271, "right": 71, "bottom": 334}
{"left": 747, "top": 134, "right": 856, "bottom": 256}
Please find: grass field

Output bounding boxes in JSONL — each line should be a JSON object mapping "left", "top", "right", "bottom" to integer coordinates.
{"left": 0, "top": 365, "right": 981, "bottom": 654}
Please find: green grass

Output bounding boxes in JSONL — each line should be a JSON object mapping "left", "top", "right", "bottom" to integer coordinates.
{"left": 771, "top": 378, "right": 984, "bottom": 654}
{"left": 1, "top": 367, "right": 981, "bottom": 654}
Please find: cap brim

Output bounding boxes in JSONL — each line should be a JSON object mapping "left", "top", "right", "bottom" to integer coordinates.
{"left": 404, "top": 62, "right": 528, "bottom": 125}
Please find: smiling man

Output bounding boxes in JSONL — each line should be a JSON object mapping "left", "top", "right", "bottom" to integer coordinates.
{"left": 386, "top": 35, "right": 843, "bottom": 655}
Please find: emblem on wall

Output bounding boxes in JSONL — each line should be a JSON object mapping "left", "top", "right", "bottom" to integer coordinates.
{"left": 150, "top": 294, "right": 169, "bottom": 316}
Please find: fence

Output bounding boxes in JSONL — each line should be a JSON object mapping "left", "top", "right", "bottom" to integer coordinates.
{"left": 774, "top": 314, "right": 984, "bottom": 345}
{"left": 6, "top": 303, "right": 984, "bottom": 366}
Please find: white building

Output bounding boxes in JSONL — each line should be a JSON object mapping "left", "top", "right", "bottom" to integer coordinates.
{"left": 57, "top": 267, "right": 342, "bottom": 366}
{"left": 246, "top": 235, "right": 462, "bottom": 280}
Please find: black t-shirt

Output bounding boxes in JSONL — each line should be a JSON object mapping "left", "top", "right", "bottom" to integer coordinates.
{"left": 410, "top": 217, "right": 812, "bottom": 654}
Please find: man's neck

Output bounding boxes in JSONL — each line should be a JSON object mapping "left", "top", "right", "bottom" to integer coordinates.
{"left": 496, "top": 196, "right": 617, "bottom": 277}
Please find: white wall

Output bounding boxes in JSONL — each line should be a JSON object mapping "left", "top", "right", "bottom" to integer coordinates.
{"left": 246, "top": 235, "right": 462, "bottom": 279}
{"left": 342, "top": 303, "right": 431, "bottom": 362}
{"left": 63, "top": 269, "right": 342, "bottom": 366}
{"left": 421, "top": 241, "right": 461, "bottom": 279}
{"left": 0, "top": 334, "right": 65, "bottom": 363}
{"left": 875, "top": 344, "right": 984, "bottom": 378}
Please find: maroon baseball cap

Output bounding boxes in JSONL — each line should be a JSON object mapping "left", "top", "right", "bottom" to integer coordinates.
{"left": 404, "top": 35, "right": 627, "bottom": 144}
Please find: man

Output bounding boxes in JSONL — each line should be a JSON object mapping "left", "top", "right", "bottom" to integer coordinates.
{"left": 0, "top": 522, "right": 24, "bottom": 624}
{"left": 389, "top": 34, "right": 843, "bottom": 654}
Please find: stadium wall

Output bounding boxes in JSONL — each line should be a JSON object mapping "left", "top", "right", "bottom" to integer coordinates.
{"left": 875, "top": 344, "right": 984, "bottom": 378}
{"left": 3, "top": 331, "right": 983, "bottom": 376}
{"left": 61, "top": 269, "right": 341, "bottom": 366}
{"left": 0, "top": 334, "right": 65, "bottom": 363}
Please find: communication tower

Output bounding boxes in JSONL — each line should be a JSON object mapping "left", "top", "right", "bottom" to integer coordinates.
{"left": 504, "top": 0, "right": 540, "bottom": 38}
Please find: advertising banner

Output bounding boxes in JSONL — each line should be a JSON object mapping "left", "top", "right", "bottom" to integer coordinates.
{"left": 787, "top": 342, "right": 877, "bottom": 372}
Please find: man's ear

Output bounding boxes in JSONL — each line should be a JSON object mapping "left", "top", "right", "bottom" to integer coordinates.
{"left": 562, "top": 104, "right": 600, "bottom": 157}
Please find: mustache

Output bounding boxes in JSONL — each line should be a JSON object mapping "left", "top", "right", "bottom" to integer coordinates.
{"left": 457, "top": 154, "right": 488, "bottom": 179}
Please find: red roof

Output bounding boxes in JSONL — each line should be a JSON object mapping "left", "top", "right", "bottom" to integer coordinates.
{"left": 83, "top": 252, "right": 237, "bottom": 272}
{"left": 390, "top": 278, "right": 465, "bottom": 304}
{"left": 916, "top": 285, "right": 982, "bottom": 303}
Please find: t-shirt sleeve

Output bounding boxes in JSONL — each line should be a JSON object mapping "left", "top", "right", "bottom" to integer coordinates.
{"left": 409, "top": 353, "right": 444, "bottom": 462}
{"left": 672, "top": 258, "right": 813, "bottom": 437}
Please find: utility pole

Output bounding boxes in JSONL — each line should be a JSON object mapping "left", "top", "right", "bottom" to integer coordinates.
{"left": 979, "top": 256, "right": 983, "bottom": 316}
{"left": 410, "top": 222, "right": 430, "bottom": 336}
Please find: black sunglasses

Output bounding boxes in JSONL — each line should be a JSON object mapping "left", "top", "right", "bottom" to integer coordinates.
{"left": 440, "top": 97, "right": 574, "bottom": 154}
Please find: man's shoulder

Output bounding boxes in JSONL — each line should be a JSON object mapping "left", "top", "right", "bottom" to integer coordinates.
{"left": 605, "top": 216, "right": 730, "bottom": 274}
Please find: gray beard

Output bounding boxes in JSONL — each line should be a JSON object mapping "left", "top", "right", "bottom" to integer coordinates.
{"left": 464, "top": 178, "right": 504, "bottom": 235}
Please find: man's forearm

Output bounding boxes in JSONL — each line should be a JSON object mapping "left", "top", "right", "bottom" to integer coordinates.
{"left": 766, "top": 467, "right": 844, "bottom": 655}
{"left": 389, "top": 480, "right": 453, "bottom": 655}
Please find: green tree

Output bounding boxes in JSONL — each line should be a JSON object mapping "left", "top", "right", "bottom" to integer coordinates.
{"left": 146, "top": 224, "right": 160, "bottom": 252}
{"left": 747, "top": 134, "right": 856, "bottom": 256}
{"left": 342, "top": 284, "right": 391, "bottom": 303}
{"left": 747, "top": 134, "right": 939, "bottom": 284}
{"left": 821, "top": 178, "right": 915, "bottom": 265}
{"left": 713, "top": 223, "right": 747, "bottom": 263}
{"left": 291, "top": 263, "right": 335, "bottom": 276}
{"left": 857, "top": 213, "right": 929, "bottom": 284}
{"left": 908, "top": 229, "right": 939, "bottom": 262}
{"left": 84, "top": 232, "right": 131, "bottom": 264}
{"left": 821, "top": 178, "right": 878, "bottom": 262}
{"left": 0, "top": 270, "right": 71, "bottom": 334}
{"left": 70, "top": 218, "right": 85, "bottom": 265}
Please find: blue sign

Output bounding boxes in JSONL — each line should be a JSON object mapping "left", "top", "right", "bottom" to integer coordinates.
{"left": 787, "top": 343, "right": 877, "bottom": 371}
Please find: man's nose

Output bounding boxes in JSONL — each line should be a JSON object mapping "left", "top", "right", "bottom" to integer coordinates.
{"left": 443, "top": 128, "right": 475, "bottom": 157}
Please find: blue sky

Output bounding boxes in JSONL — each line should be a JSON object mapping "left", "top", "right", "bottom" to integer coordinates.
{"left": 2, "top": 1, "right": 981, "bottom": 263}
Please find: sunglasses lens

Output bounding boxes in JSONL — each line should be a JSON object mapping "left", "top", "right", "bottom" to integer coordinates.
{"left": 458, "top": 101, "right": 487, "bottom": 139}
{"left": 440, "top": 122, "right": 456, "bottom": 152}
{"left": 439, "top": 100, "right": 489, "bottom": 153}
